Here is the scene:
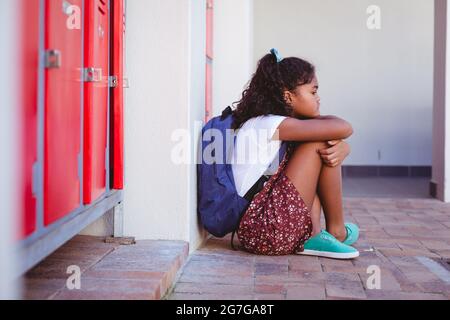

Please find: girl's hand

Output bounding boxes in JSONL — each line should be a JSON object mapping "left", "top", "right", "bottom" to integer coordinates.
{"left": 318, "top": 140, "right": 350, "bottom": 167}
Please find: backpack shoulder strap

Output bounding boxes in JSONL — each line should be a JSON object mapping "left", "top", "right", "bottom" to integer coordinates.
{"left": 221, "top": 106, "right": 233, "bottom": 120}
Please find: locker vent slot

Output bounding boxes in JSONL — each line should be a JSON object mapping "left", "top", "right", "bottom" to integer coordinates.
{"left": 98, "top": 0, "right": 106, "bottom": 15}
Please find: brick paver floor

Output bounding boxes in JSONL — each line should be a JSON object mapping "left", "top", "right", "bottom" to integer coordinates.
{"left": 167, "top": 198, "right": 450, "bottom": 300}
{"left": 23, "top": 236, "right": 189, "bottom": 300}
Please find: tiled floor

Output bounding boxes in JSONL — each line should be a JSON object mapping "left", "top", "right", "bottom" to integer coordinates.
{"left": 167, "top": 197, "right": 450, "bottom": 300}
{"left": 22, "top": 178, "right": 448, "bottom": 300}
{"left": 22, "top": 236, "right": 189, "bottom": 300}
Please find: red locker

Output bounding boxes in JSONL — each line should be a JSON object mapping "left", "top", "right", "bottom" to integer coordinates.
{"left": 110, "top": 0, "right": 124, "bottom": 190}
{"left": 83, "top": 0, "right": 109, "bottom": 204}
{"left": 20, "top": 0, "right": 40, "bottom": 237}
{"left": 205, "top": 0, "right": 213, "bottom": 122}
{"left": 205, "top": 63, "right": 212, "bottom": 122}
{"left": 44, "top": 0, "right": 83, "bottom": 225}
{"left": 206, "top": 0, "right": 213, "bottom": 60}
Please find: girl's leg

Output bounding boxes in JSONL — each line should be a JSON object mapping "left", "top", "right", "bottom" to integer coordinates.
{"left": 317, "top": 164, "right": 346, "bottom": 242}
{"left": 310, "top": 195, "right": 322, "bottom": 237}
{"left": 285, "top": 142, "right": 346, "bottom": 241}
{"left": 284, "top": 142, "right": 326, "bottom": 226}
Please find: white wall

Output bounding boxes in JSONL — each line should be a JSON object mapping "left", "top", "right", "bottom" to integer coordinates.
{"left": 123, "top": 0, "right": 206, "bottom": 249}
{"left": 78, "top": 209, "right": 113, "bottom": 236}
{"left": 252, "top": 0, "right": 434, "bottom": 166}
{"left": 213, "top": 0, "right": 254, "bottom": 117}
{"left": 433, "top": 0, "right": 448, "bottom": 201}
{"left": 0, "top": 0, "right": 20, "bottom": 299}
{"left": 189, "top": 0, "right": 209, "bottom": 249}
{"left": 446, "top": 0, "right": 450, "bottom": 202}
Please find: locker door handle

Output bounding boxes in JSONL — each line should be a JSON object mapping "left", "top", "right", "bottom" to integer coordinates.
{"left": 108, "top": 76, "right": 130, "bottom": 88}
{"left": 44, "top": 50, "right": 62, "bottom": 69}
{"left": 83, "top": 67, "right": 103, "bottom": 83}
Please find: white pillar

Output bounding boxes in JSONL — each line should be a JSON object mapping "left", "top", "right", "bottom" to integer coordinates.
{"left": 123, "top": 0, "right": 207, "bottom": 251}
{"left": 445, "top": 1, "right": 450, "bottom": 202}
{"left": 432, "top": 0, "right": 450, "bottom": 202}
{"left": 188, "top": 0, "right": 209, "bottom": 250}
{"left": 0, "top": 0, "right": 20, "bottom": 299}
{"left": 213, "top": 0, "right": 254, "bottom": 117}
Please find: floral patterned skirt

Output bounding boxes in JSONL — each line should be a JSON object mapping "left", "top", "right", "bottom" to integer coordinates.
{"left": 237, "top": 144, "right": 313, "bottom": 256}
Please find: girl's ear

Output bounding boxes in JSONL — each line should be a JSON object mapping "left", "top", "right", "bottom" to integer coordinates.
{"left": 283, "top": 90, "right": 293, "bottom": 105}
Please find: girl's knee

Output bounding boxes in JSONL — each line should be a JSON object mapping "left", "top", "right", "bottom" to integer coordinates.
{"left": 293, "top": 141, "right": 328, "bottom": 154}
{"left": 287, "top": 142, "right": 326, "bottom": 170}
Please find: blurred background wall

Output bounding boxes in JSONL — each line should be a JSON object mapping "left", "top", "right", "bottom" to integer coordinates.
{"left": 214, "top": 0, "right": 434, "bottom": 167}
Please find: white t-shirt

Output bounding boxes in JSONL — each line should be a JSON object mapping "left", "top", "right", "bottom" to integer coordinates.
{"left": 231, "top": 115, "right": 288, "bottom": 197}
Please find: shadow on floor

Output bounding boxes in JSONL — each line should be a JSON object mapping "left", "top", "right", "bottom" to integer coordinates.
{"left": 343, "top": 177, "right": 432, "bottom": 199}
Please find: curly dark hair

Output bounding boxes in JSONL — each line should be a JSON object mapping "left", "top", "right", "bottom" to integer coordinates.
{"left": 231, "top": 53, "right": 316, "bottom": 130}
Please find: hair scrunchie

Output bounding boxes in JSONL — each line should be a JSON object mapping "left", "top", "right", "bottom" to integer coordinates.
{"left": 270, "top": 48, "right": 283, "bottom": 63}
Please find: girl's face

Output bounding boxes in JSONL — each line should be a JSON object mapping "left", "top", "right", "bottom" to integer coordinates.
{"left": 284, "top": 75, "right": 321, "bottom": 119}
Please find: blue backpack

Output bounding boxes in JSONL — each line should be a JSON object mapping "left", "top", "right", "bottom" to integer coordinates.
{"left": 197, "top": 106, "right": 287, "bottom": 245}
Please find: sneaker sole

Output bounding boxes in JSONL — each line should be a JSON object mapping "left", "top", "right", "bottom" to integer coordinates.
{"left": 297, "top": 249, "right": 360, "bottom": 260}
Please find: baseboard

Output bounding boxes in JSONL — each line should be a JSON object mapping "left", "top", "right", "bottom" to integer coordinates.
{"left": 429, "top": 180, "right": 437, "bottom": 198}
{"left": 342, "top": 166, "right": 431, "bottom": 178}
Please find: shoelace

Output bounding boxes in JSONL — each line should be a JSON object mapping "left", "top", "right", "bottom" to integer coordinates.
{"left": 345, "top": 225, "right": 352, "bottom": 240}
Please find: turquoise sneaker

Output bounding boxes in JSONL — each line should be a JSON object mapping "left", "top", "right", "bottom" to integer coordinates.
{"left": 298, "top": 230, "right": 359, "bottom": 260}
{"left": 343, "top": 223, "right": 359, "bottom": 246}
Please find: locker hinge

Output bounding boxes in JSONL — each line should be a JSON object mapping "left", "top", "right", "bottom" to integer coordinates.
{"left": 108, "top": 76, "right": 130, "bottom": 88}
{"left": 44, "top": 50, "right": 62, "bottom": 69}
{"left": 83, "top": 67, "right": 103, "bottom": 83}
{"left": 109, "top": 76, "right": 118, "bottom": 88}
{"left": 105, "top": 148, "right": 109, "bottom": 172}
{"left": 105, "top": 148, "right": 108, "bottom": 188}
{"left": 31, "top": 161, "right": 39, "bottom": 196}
{"left": 77, "top": 152, "right": 82, "bottom": 179}
{"left": 124, "top": 0, "right": 127, "bottom": 33}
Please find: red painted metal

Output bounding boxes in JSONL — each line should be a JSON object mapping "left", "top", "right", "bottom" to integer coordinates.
{"left": 83, "top": 0, "right": 109, "bottom": 204}
{"left": 205, "top": 0, "right": 213, "bottom": 122}
{"left": 20, "top": 0, "right": 40, "bottom": 237}
{"left": 110, "top": 0, "right": 124, "bottom": 190}
{"left": 44, "top": 0, "right": 83, "bottom": 225}
{"left": 205, "top": 63, "right": 212, "bottom": 123}
{"left": 206, "top": 0, "right": 213, "bottom": 60}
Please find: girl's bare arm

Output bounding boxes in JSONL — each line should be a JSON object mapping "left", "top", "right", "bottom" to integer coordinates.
{"left": 276, "top": 116, "right": 353, "bottom": 142}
